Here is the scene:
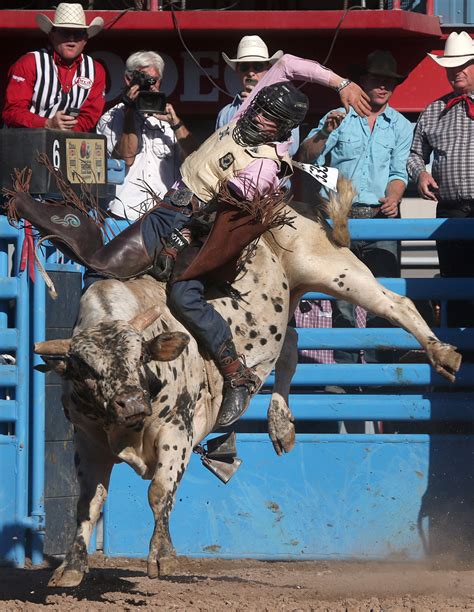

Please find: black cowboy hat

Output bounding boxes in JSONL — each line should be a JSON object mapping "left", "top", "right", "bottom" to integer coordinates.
{"left": 349, "top": 50, "right": 407, "bottom": 84}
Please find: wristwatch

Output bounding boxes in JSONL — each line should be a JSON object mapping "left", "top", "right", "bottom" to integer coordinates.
{"left": 336, "top": 79, "right": 352, "bottom": 93}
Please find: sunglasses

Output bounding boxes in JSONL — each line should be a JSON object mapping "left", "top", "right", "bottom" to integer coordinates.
{"left": 237, "top": 62, "right": 268, "bottom": 73}
{"left": 52, "top": 27, "right": 88, "bottom": 40}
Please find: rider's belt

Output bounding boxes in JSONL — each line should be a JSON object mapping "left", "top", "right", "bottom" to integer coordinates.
{"left": 163, "top": 188, "right": 203, "bottom": 214}
{"left": 350, "top": 204, "right": 381, "bottom": 219}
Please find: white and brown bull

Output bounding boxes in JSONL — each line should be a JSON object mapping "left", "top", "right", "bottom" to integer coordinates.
{"left": 35, "top": 180, "right": 461, "bottom": 587}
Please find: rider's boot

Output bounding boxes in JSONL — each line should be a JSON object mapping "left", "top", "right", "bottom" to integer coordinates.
{"left": 8, "top": 193, "right": 155, "bottom": 279}
{"left": 215, "top": 338, "right": 261, "bottom": 427}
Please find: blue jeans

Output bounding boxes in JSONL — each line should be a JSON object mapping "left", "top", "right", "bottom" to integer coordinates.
{"left": 332, "top": 238, "right": 400, "bottom": 365}
{"left": 168, "top": 278, "right": 232, "bottom": 357}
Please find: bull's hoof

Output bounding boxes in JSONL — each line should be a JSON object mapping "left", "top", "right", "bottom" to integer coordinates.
{"left": 147, "top": 558, "right": 159, "bottom": 579}
{"left": 48, "top": 564, "right": 85, "bottom": 588}
{"left": 430, "top": 342, "right": 462, "bottom": 382}
{"left": 268, "top": 399, "right": 296, "bottom": 456}
{"left": 158, "top": 554, "right": 179, "bottom": 577}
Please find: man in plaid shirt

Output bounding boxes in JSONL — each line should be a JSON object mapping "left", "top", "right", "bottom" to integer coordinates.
{"left": 407, "top": 31, "right": 474, "bottom": 328}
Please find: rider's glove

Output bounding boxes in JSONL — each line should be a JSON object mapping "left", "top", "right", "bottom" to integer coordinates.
{"left": 152, "top": 228, "right": 190, "bottom": 282}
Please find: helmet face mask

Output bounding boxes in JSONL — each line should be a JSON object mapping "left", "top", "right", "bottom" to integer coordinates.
{"left": 233, "top": 82, "right": 309, "bottom": 147}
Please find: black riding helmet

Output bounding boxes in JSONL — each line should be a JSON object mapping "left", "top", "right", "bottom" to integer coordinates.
{"left": 233, "top": 81, "right": 309, "bottom": 147}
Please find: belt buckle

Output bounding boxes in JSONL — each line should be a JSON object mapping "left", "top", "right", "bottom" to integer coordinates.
{"left": 351, "top": 206, "right": 378, "bottom": 219}
{"left": 169, "top": 188, "right": 194, "bottom": 208}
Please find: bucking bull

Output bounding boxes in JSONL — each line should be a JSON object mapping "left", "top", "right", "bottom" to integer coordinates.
{"left": 34, "top": 179, "right": 461, "bottom": 587}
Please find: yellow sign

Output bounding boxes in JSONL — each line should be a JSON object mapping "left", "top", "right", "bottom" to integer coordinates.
{"left": 65, "top": 138, "right": 106, "bottom": 184}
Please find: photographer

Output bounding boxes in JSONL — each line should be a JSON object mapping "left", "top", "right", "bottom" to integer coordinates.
{"left": 97, "top": 51, "right": 196, "bottom": 220}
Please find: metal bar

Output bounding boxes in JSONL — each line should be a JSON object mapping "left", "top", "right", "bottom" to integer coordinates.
{"left": 0, "top": 217, "right": 23, "bottom": 240}
{"left": 263, "top": 363, "right": 474, "bottom": 387}
{"left": 426, "top": 0, "right": 434, "bottom": 16}
{"left": 0, "top": 365, "right": 18, "bottom": 387}
{"left": 304, "top": 277, "right": 474, "bottom": 300}
{"left": 0, "top": 328, "right": 19, "bottom": 352}
{"left": 232, "top": 433, "right": 472, "bottom": 444}
{"left": 0, "top": 399, "right": 17, "bottom": 422}
{"left": 13, "top": 230, "right": 29, "bottom": 567}
{"left": 295, "top": 327, "right": 474, "bottom": 350}
{"left": 0, "top": 278, "right": 20, "bottom": 300}
{"left": 249, "top": 394, "right": 474, "bottom": 421}
{"left": 392, "top": 0, "right": 401, "bottom": 9}
{"left": 344, "top": 218, "right": 474, "bottom": 240}
{"left": 30, "top": 249, "right": 46, "bottom": 565}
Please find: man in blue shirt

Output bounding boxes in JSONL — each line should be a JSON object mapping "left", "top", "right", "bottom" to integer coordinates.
{"left": 296, "top": 50, "right": 413, "bottom": 370}
{"left": 217, "top": 35, "right": 300, "bottom": 157}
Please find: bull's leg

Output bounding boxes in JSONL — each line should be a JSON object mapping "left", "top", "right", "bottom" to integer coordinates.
{"left": 49, "top": 431, "right": 114, "bottom": 588}
{"left": 316, "top": 249, "right": 461, "bottom": 381}
{"left": 147, "top": 428, "right": 193, "bottom": 579}
{"left": 268, "top": 324, "right": 297, "bottom": 455}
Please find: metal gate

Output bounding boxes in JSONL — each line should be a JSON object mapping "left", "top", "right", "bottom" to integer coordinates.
{"left": 0, "top": 217, "right": 44, "bottom": 567}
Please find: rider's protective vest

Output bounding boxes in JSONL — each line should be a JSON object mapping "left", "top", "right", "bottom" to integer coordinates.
{"left": 180, "top": 121, "right": 293, "bottom": 202}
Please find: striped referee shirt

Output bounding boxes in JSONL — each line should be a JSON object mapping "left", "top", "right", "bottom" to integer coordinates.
{"left": 407, "top": 92, "right": 474, "bottom": 201}
{"left": 3, "top": 48, "right": 105, "bottom": 133}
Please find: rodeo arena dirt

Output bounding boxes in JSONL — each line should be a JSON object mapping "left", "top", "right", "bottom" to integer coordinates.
{"left": 1, "top": 556, "right": 473, "bottom": 611}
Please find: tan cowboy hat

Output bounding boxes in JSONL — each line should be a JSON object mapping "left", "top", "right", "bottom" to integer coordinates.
{"left": 428, "top": 31, "right": 474, "bottom": 68}
{"left": 37, "top": 3, "right": 104, "bottom": 39}
{"left": 351, "top": 50, "right": 406, "bottom": 83}
{"left": 222, "top": 35, "right": 283, "bottom": 70}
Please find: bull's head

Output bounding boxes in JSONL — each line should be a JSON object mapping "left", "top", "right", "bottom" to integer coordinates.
{"left": 34, "top": 306, "right": 189, "bottom": 429}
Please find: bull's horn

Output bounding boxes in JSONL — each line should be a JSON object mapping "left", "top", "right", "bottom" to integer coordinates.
{"left": 129, "top": 305, "right": 162, "bottom": 332}
{"left": 34, "top": 338, "right": 71, "bottom": 355}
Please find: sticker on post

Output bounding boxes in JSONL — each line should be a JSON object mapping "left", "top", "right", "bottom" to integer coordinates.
{"left": 292, "top": 161, "right": 339, "bottom": 192}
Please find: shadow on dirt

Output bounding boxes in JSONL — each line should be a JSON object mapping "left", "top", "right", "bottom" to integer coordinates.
{"left": 0, "top": 566, "right": 149, "bottom": 606}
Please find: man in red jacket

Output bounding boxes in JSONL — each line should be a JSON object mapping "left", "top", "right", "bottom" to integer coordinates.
{"left": 2, "top": 3, "right": 106, "bottom": 133}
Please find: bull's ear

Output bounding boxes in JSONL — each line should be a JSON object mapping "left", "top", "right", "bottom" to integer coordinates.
{"left": 146, "top": 332, "right": 189, "bottom": 362}
{"left": 38, "top": 356, "right": 69, "bottom": 377}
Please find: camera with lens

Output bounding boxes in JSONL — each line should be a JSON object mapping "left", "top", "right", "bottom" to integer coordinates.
{"left": 125, "top": 70, "right": 167, "bottom": 116}
{"left": 129, "top": 69, "right": 157, "bottom": 91}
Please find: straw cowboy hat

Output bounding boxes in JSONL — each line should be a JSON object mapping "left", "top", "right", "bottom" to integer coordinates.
{"left": 351, "top": 50, "right": 407, "bottom": 83}
{"left": 222, "top": 35, "right": 283, "bottom": 70}
{"left": 428, "top": 31, "right": 474, "bottom": 68}
{"left": 37, "top": 3, "right": 104, "bottom": 39}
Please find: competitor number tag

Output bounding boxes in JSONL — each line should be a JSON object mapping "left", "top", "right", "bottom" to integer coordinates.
{"left": 292, "top": 161, "right": 339, "bottom": 192}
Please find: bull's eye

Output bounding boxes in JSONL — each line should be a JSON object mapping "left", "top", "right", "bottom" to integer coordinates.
{"left": 71, "top": 354, "right": 102, "bottom": 379}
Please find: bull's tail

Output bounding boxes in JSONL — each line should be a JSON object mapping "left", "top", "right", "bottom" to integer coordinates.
{"left": 326, "top": 176, "right": 356, "bottom": 247}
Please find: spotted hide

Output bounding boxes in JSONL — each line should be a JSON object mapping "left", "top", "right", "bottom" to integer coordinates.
{"left": 35, "top": 179, "right": 461, "bottom": 587}
{"left": 36, "top": 240, "right": 289, "bottom": 588}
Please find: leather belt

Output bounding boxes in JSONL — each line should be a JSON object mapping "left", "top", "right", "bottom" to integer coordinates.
{"left": 350, "top": 205, "right": 381, "bottom": 219}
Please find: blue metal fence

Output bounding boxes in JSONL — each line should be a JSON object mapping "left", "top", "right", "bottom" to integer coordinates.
{"left": 0, "top": 217, "right": 43, "bottom": 566}
{"left": 0, "top": 216, "right": 473, "bottom": 565}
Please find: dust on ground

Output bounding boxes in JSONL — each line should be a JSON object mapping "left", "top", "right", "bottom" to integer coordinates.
{"left": 1, "top": 555, "right": 472, "bottom": 611}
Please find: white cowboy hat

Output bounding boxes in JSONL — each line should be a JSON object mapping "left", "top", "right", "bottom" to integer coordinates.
{"left": 222, "top": 35, "right": 283, "bottom": 70}
{"left": 428, "top": 31, "right": 474, "bottom": 68}
{"left": 36, "top": 3, "right": 104, "bottom": 39}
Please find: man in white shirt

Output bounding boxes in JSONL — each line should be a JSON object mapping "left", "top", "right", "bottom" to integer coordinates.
{"left": 97, "top": 50, "right": 196, "bottom": 220}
